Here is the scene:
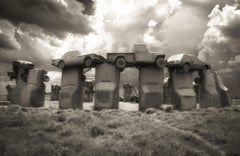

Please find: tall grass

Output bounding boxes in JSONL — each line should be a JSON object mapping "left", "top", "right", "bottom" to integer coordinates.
{"left": 0, "top": 105, "right": 239, "bottom": 156}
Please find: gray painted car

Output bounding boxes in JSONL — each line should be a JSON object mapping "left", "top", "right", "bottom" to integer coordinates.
{"left": 166, "top": 54, "right": 211, "bottom": 72}
{"left": 52, "top": 51, "right": 106, "bottom": 69}
{"left": 107, "top": 44, "right": 165, "bottom": 69}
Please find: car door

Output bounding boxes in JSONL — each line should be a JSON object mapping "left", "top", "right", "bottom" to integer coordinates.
{"left": 65, "top": 52, "right": 82, "bottom": 66}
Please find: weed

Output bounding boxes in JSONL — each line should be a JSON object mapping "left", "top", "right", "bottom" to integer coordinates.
{"left": 90, "top": 125, "right": 104, "bottom": 137}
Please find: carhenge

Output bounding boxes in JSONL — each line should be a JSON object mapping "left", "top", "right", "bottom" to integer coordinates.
{"left": 52, "top": 44, "right": 230, "bottom": 111}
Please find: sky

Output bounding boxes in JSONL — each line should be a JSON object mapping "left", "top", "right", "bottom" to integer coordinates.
{"left": 0, "top": 0, "right": 239, "bottom": 96}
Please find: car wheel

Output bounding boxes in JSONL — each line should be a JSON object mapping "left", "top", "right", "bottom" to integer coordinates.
{"left": 183, "top": 63, "right": 190, "bottom": 72}
{"left": 84, "top": 57, "right": 92, "bottom": 67}
{"left": 155, "top": 58, "right": 165, "bottom": 68}
{"left": 116, "top": 57, "right": 126, "bottom": 69}
{"left": 58, "top": 61, "right": 65, "bottom": 69}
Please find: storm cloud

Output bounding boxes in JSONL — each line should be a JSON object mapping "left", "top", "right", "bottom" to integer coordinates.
{"left": 0, "top": 20, "right": 20, "bottom": 50}
{"left": 0, "top": 0, "right": 93, "bottom": 37}
{"left": 76, "top": 0, "right": 95, "bottom": 15}
{"left": 198, "top": 4, "right": 240, "bottom": 97}
{"left": 0, "top": 0, "right": 239, "bottom": 95}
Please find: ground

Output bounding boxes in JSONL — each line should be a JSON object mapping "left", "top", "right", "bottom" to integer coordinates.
{"left": 0, "top": 99, "right": 240, "bottom": 156}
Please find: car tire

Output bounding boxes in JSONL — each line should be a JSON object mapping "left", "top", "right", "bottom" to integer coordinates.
{"left": 116, "top": 57, "right": 126, "bottom": 69}
{"left": 58, "top": 61, "right": 65, "bottom": 69}
{"left": 183, "top": 63, "right": 190, "bottom": 72}
{"left": 84, "top": 57, "right": 92, "bottom": 67}
{"left": 155, "top": 58, "right": 165, "bottom": 68}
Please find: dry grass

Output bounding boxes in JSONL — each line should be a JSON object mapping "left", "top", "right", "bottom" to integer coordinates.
{"left": 0, "top": 104, "right": 239, "bottom": 156}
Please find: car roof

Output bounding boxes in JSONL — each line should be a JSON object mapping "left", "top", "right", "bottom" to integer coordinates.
{"left": 132, "top": 43, "right": 148, "bottom": 52}
{"left": 168, "top": 54, "right": 184, "bottom": 62}
{"left": 167, "top": 53, "right": 195, "bottom": 62}
{"left": 14, "top": 60, "right": 34, "bottom": 65}
{"left": 62, "top": 51, "right": 81, "bottom": 57}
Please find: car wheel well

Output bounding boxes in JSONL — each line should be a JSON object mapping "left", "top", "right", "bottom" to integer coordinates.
{"left": 58, "top": 60, "right": 65, "bottom": 69}
{"left": 58, "top": 60, "right": 64, "bottom": 64}
{"left": 184, "top": 62, "right": 190, "bottom": 66}
{"left": 155, "top": 55, "right": 164, "bottom": 60}
{"left": 21, "top": 73, "right": 28, "bottom": 82}
{"left": 204, "top": 64, "right": 210, "bottom": 69}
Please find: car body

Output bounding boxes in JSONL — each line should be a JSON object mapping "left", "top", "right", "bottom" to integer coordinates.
{"left": 8, "top": 60, "right": 34, "bottom": 83}
{"left": 59, "top": 67, "right": 86, "bottom": 109}
{"left": 139, "top": 82, "right": 163, "bottom": 110}
{"left": 12, "top": 60, "right": 34, "bottom": 71}
{"left": 51, "top": 51, "right": 106, "bottom": 69}
{"left": 94, "top": 63, "right": 119, "bottom": 110}
{"left": 107, "top": 53, "right": 135, "bottom": 68}
{"left": 169, "top": 72, "right": 196, "bottom": 110}
{"left": 123, "top": 83, "right": 133, "bottom": 102}
{"left": 130, "top": 93, "right": 139, "bottom": 103}
{"left": 198, "top": 70, "right": 221, "bottom": 108}
{"left": 119, "top": 96, "right": 123, "bottom": 101}
{"left": 107, "top": 44, "right": 165, "bottom": 69}
{"left": 138, "top": 67, "right": 164, "bottom": 110}
{"left": 50, "top": 85, "right": 61, "bottom": 101}
{"left": 21, "top": 69, "right": 49, "bottom": 107}
{"left": 213, "top": 72, "right": 231, "bottom": 107}
{"left": 166, "top": 54, "right": 211, "bottom": 72}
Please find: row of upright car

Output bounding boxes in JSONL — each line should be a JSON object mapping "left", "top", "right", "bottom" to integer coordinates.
{"left": 52, "top": 44, "right": 211, "bottom": 72}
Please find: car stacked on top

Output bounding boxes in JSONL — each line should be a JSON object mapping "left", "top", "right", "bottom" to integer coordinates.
{"left": 51, "top": 45, "right": 210, "bottom": 73}
{"left": 166, "top": 54, "right": 211, "bottom": 72}
{"left": 107, "top": 44, "right": 165, "bottom": 70}
{"left": 51, "top": 51, "right": 106, "bottom": 69}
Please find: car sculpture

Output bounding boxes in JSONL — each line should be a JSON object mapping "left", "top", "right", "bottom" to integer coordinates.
{"left": 166, "top": 54, "right": 211, "bottom": 72}
{"left": 52, "top": 51, "right": 106, "bottom": 69}
{"left": 107, "top": 44, "right": 165, "bottom": 70}
{"left": 21, "top": 69, "right": 49, "bottom": 107}
{"left": 12, "top": 60, "right": 34, "bottom": 70}
{"left": 8, "top": 60, "right": 34, "bottom": 82}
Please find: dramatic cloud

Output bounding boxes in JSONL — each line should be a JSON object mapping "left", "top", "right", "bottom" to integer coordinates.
{"left": 198, "top": 4, "right": 240, "bottom": 65}
{"left": 0, "top": 20, "right": 20, "bottom": 50}
{"left": 76, "top": 0, "right": 95, "bottom": 15}
{"left": 0, "top": 0, "right": 239, "bottom": 96}
{"left": 0, "top": 0, "right": 93, "bottom": 37}
{"left": 198, "top": 4, "right": 240, "bottom": 97}
{"left": 163, "top": 0, "right": 240, "bottom": 56}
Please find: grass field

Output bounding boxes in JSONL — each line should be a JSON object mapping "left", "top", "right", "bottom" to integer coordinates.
{"left": 0, "top": 101, "right": 240, "bottom": 156}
